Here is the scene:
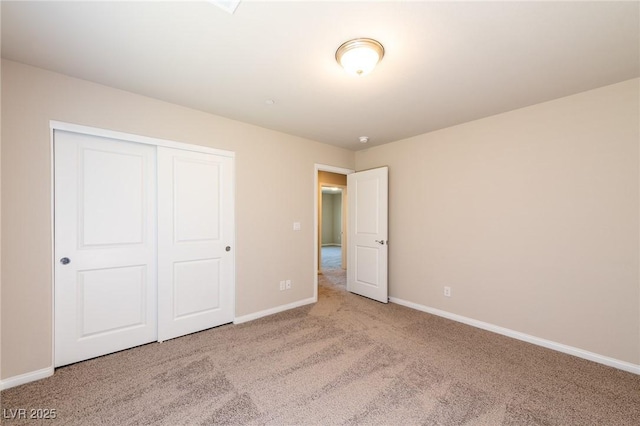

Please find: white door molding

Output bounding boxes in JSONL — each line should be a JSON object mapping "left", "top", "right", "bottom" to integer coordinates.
{"left": 50, "top": 121, "right": 234, "bottom": 158}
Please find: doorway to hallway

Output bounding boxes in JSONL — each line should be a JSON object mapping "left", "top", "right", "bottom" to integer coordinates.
{"left": 314, "top": 164, "right": 353, "bottom": 302}
{"left": 320, "top": 246, "right": 346, "bottom": 290}
{"left": 321, "top": 246, "right": 342, "bottom": 270}
{"left": 313, "top": 164, "right": 389, "bottom": 304}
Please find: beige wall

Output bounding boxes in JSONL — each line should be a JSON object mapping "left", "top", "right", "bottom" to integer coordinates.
{"left": 356, "top": 78, "right": 640, "bottom": 365}
{"left": 0, "top": 60, "right": 355, "bottom": 380}
{"left": 2, "top": 58, "right": 637, "bottom": 381}
{"left": 0, "top": 1, "right": 3, "bottom": 384}
{"left": 321, "top": 193, "right": 342, "bottom": 245}
{"left": 318, "top": 171, "right": 347, "bottom": 186}
{"left": 332, "top": 193, "right": 342, "bottom": 244}
{"left": 321, "top": 193, "right": 335, "bottom": 244}
{"left": 0, "top": 54, "right": 3, "bottom": 383}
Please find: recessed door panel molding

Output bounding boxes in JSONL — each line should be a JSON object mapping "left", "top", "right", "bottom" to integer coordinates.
{"left": 80, "top": 148, "right": 147, "bottom": 247}
{"left": 348, "top": 167, "right": 388, "bottom": 303}
{"left": 354, "top": 178, "right": 380, "bottom": 235}
{"left": 173, "top": 157, "right": 221, "bottom": 243}
{"left": 54, "top": 130, "right": 158, "bottom": 367}
{"left": 158, "top": 147, "right": 234, "bottom": 342}
{"left": 354, "top": 246, "right": 379, "bottom": 287}
{"left": 78, "top": 265, "right": 147, "bottom": 337}
{"left": 173, "top": 258, "right": 221, "bottom": 319}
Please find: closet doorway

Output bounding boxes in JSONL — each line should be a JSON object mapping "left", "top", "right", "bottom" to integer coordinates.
{"left": 53, "top": 122, "right": 235, "bottom": 367}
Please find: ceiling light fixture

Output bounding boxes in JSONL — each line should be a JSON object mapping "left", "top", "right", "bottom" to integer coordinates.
{"left": 336, "top": 38, "right": 385, "bottom": 76}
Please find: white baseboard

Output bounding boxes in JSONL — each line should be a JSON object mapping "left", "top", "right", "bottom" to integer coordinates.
{"left": 5, "top": 298, "right": 635, "bottom": 390}
{"left": 234, "top": 297, "right": 316, "bottom": 324}
{"left": 2, "top": 298, "right": 319, "bottom": 389}
{"left": 0, "top": 366, "right": 54, "bottom": 390}
{"left": 389, "top": 297, "right": 640, "bottom": 375}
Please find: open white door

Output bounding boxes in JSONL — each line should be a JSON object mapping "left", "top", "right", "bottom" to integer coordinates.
{"left": 54, "top": 131, "right": 157, "bottom": 367}
{"left": 157, "top": 147, "right": 235, "bottom": 341}
{"left": 347, "top": 167, "right": 388, "bottom": 303}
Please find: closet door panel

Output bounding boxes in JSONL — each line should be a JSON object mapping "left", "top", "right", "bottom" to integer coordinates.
{"left": 157, "top": 147, "right": 234, "bottom": 341}
{"left": 54, "top": 131, "right": 157, "bottom": 367}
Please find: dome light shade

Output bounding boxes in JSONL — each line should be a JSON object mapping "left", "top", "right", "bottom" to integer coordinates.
{"left": 336, "top": 38, "right": 384, "bottom": 76}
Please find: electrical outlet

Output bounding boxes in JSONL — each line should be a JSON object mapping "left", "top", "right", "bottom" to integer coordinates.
{"left": 285, "top": 279, "right": 292, "bottom": 289}
{"left": 279, "top": 281, "right": 285, "bottom": 291}
{"left": 444, "top": 286, "right": 451, "bottom": 297}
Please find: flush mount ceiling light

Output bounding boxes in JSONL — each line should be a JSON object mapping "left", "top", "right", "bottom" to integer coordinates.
{"left": 336, "top": 38, "right": 385, "bottom": 76}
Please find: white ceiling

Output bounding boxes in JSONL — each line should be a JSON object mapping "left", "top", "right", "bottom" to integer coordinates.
{"left": 2, "top": 1, "right": 638, "bottom": 150}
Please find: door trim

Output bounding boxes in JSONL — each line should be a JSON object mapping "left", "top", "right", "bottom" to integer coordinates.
{"left": 51, "top": 121, "right": 234, "bottom": 157}
{"left": 50, "top": 120, "right": 236, "bottom": 368}
{"left": 313, "top": 164, "right": 354, "bottom": 302}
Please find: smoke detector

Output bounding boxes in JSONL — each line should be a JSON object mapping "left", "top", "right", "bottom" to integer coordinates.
{"left": 359, "top": 136, "right": 369, "bottom": 144}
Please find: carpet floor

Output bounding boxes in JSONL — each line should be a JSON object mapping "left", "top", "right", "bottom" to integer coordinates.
{"left": 321, "top": 246, "right": 343, "bottom": 271}
{"left": 1, "top": 257, "right": 639, "bottom": 425}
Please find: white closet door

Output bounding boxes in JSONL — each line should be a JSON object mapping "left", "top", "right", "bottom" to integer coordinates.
{"left": 54, "top": 131, "right": 157, "bottom": 367}
{"left": 157, "top": 147, "right": 235, "bottom": 341}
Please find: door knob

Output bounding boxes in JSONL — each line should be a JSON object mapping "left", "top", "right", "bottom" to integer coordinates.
{"left": 225, "top": 246, "right": 231, "bottom": 252}
{"left": 375, "top": 240, "right": 385, "bottom": 245}
{"left": 60, "top": 257, "right": 71, "bottom": 265}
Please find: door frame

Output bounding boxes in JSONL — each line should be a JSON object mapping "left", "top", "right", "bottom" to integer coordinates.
{"left": 313, "top": 164, "right": 354, "bottom": 302}
{"left": 50, "top": 120, "right": 236, "bottom": 367}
